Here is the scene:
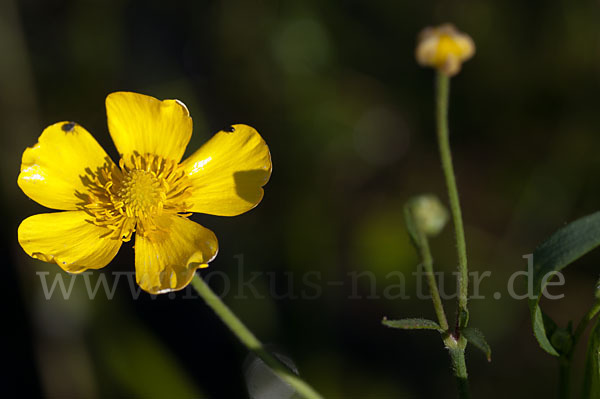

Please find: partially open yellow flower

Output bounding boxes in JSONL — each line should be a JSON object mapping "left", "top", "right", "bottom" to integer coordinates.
{"left": 415, "top": 23, "right": 475, "bottom": 77}
{"left": 18, "top": 92, "right": 272, "bottom": 294}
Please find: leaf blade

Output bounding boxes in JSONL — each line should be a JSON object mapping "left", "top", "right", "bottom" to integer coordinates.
{"left": 462, "top": 327, "right": 492, "bottom": 362}
{"left": 532, "top": 211, "right": 600, "bottom": 297}
{"left": 382, "top": 317, "right": 443, "bottom": 332}
{"left": 529, "top": 211, "right": 600, "bottom": 356}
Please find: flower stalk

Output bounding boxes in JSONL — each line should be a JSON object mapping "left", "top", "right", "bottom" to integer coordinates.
{"left": 408, "top": 204, "right": 469, "bottom": 398}
{"left": 395, "top": 24, "right": 475, "bottom": 397}
{"left": 191, "top": 273, "right": 324, "bottom": 399}
{"left": 414, "top": 225, "right": 449, "bottom": 331}
{"left": 436, "top": 71, "right": 469, "bottom": 326}
{"left": 435, "top": 71, "right": 471, "bottom": 398}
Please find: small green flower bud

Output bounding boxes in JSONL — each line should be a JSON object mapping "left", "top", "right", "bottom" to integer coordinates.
{"left": 408, "top": 195, "right": 449, "bottom": 237}
{"left": 550, "top": 328, "right": 573, "bottom": 355}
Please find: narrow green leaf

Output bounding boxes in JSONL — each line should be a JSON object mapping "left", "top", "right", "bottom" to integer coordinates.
{"left": 529, "top": 211, "right": 600, "bottom": 356}
{"left": 531, "top": 305, "right": 560, "bottom": 356}
{"left": 382, "top": 317, "right": 443, "bottom": 331}
{"left": 582, "top": 319, "right": 600, "bottom": 398}
{"left": 531, "top": 211, "right": 600, "bottom": 297}
{"left": 462, "top": 327, "right": 492, "bottom": 362}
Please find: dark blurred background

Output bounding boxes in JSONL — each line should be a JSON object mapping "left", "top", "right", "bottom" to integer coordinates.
{"left": 3, "top": 0, "right": 600, "bottom": 398}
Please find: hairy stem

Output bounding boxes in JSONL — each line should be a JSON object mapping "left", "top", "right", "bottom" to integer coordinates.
{"left": 436, "top": 71, "right": 469, "bottom": 323}
{"left": 416, "top": 228, "right": 450, "bottom": 331}
{"left": 435, "top": 71, "right": 471, "bottom": 399}
{"left": 448, "top": 342, "right": 470, "bottom": 399}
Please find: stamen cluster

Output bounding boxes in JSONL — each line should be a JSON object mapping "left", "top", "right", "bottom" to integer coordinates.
{"left": 80, "top": 153, "right": 192, "bottom": 241}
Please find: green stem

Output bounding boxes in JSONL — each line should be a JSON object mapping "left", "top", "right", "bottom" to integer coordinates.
{"left": 573, "top": 301, "right": 600, "bottom": 347}
{"left": 558, "top": 300, "right": 600, "bottom": 398}
{"left": 582, "top": 317, "right": 600, "bottom": 399}
{"left": 436, "top": 71, "right": 469, "bottom": 324}
{"left": 435, "top": 71, "right": 471, "bottom": 399}
{"left": 558, "top": 356, "right": 570, "bottom": 399}
{"left": 191, "top": 274, "right": 324, "bottom": 399}
{"left": 447, "top": 339, "right": 470, "bottom": 399}
{"left": 416, "top": 228, "right": 450, "bottom": 331}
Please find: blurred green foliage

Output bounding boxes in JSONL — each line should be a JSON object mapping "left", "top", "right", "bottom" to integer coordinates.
{"left": 4, "top": 0, "right": 600, "bottom": 398}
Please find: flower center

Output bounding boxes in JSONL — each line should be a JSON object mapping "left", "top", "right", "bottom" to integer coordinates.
{"left": 434, "top": 35, "right": 464, "bottom": 66}
{"left": 79, "top": 153, "right": 192, "bottom": 241}
{"left": 119, "top": 169, "right": 164, "bottom": 218}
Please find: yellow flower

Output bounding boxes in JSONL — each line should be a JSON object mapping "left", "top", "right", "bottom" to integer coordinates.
{"left": 17, "top": 92, "right": 272, "bottom": 294}
{"left": 415, "top": 23, "right": 475, "bottom": 77}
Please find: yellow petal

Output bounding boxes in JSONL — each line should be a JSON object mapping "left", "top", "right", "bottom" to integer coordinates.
{"left": 180, "top": 124, "right": 272, "bottom": 216}
{"left": 453, "top": 34, "right": 475, "bottom": 61}
{"left": 18, "top": 211, "right": 122, "bottom": 273}
{"left": 106, "top": 92, "right": 192, "bottom": 162}
{"left": 18, "top": 122, "right": 113, "bottom": 210}
{"left": 415, "top": 35, "right": 439, "bottom": 67}
{"left": 134, "top": 215, "right": 218, "bottom": 294}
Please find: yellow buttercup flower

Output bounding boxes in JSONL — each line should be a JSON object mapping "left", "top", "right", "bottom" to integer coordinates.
{"left": 18, "top": 92, "right": 272, "bottom": 294}
{"left": 416, "top": 23, "right": 475, "bottom": 77}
